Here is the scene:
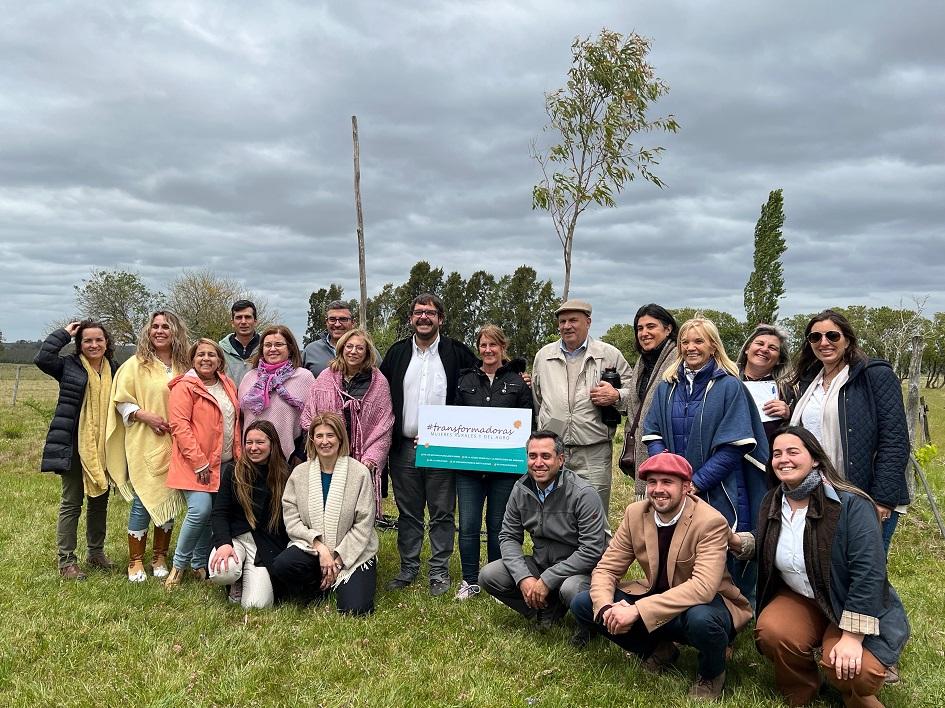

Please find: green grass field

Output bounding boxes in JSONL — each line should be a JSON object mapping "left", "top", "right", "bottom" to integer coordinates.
{"left": 1, "top": 364, "right": 943, "bottom": 707}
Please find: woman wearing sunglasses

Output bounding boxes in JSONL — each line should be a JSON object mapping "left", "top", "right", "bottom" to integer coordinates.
{"left": 789, "top": 310, "right": 909, "bottom": 552}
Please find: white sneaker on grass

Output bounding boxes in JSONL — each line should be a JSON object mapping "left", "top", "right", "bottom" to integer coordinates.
{"left": 455, "top": 580, "right": 481, "bottom": 600}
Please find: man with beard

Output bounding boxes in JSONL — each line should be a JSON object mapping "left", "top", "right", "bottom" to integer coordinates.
{"left": 570, "top": 452, "right": 752, "bottom": 701}
{"left": 379, "top": 293, "right": 477, "bottom": 596}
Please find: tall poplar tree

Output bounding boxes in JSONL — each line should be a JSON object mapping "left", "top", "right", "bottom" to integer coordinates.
{"left": 743, "top": 189, "right": 787, "bottom": 327}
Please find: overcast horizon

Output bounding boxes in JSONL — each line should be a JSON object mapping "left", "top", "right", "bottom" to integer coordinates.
{"left": 2, "top": 1, "right": 944, "bottom": 342}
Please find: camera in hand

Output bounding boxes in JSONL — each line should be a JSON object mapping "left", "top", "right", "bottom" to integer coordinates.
{"left": 598, "top": 367, "right": 622, "bottom": 426}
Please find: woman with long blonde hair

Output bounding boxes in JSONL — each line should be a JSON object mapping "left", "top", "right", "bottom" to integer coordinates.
{"left": 106, "top": 310, "right": 190, "bottom": 582}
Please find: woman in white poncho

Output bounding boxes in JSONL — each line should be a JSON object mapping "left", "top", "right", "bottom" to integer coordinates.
{"left": 268, "top": 412, "right": 378, "bottom": 614}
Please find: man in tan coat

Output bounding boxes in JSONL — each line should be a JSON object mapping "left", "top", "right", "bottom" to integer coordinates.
{"left": 531, "top": 299, "right": 633, "bottom": 515}
{"left": 570, "top": 452, "right": 752, "bottom": 701}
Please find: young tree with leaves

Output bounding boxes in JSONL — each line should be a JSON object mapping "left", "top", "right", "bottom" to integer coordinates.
{"left": 743, "top": 189, "right": 787, "bottom": 327}
{"left": 532, "top": 29, "right": 679, "bottom": 300}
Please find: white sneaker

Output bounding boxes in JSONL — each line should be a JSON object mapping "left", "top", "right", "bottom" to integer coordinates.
{"left": 455, "top": 580, "right": 481, "bottom": 600}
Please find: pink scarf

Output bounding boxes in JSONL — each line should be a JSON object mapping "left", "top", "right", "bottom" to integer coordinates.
{"left": 241, "top": 360, "right": 306, "bottom": 414}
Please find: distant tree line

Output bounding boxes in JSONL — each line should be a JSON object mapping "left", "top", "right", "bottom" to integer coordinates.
{"left": 305, "top": 261, "right": 559, "bottom": 362}
{"left": 5, "top": 261, "right": 942, "bottom": 388}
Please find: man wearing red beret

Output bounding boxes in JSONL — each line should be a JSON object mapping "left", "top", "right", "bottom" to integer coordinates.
{"left": 570, "top": 452, "right": 752, "bottom": 701}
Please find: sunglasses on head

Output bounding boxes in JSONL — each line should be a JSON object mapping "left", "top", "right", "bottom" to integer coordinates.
{"left": 807, "top": 330, "right": 842, "bottom": 344}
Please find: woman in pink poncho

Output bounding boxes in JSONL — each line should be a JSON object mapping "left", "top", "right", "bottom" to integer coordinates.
{"left": 302, "top": 328, "right": 393, "bottom": 519}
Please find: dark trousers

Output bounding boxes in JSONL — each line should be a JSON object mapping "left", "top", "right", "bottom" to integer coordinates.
{"left": 389, "top": 441, "right": 455, "bottom": 582}
{"left": 268, "top": 545, "right": 377, "bottom": 615}
{"left": 57, "top": 456, "right": 109, "bottom": 567}
{"left": 571, "top": 588, "right": 735, "bottom": 679}
{"left": 456, "top": 472, "right": 517, "bottom": 584}
{"left": 728, "top": 555, "right": 758, "bottom": 612}
{"left": 479, "top": 556, "right": 589, "bottom": 623}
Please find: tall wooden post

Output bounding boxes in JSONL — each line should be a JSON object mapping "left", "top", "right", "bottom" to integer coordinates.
{"left": 352, "top": 116, "right": 368, "bottom": 329}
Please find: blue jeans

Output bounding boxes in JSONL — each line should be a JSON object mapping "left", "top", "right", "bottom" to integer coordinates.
{"left": 882, "top": 511, "right": 899, "bottom": 556}
{"left": 128, "top": 495, "right": 174, "bottom": 534}
{"left": 456, "top": 472, "right": 517, "bottom": 584}
{"left": 571, "top": 588, "right": 735, "bottom": 680}
{"left": 172, "top": 490, "right": 214, "bottom": 570}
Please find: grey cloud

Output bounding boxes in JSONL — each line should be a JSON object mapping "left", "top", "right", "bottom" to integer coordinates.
{"left": 1, "top": 0, "right": 944, "bottom": 343}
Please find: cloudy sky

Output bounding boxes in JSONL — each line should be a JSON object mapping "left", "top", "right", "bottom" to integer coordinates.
{"left": 2, "top": 1, "right": 943, "bottom": 342}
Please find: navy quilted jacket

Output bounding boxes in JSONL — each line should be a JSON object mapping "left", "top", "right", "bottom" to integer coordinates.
{"left": 33, "top": 328, "right": 118, "bottom": 474}
{"left": 797, "top": 359, "right": 909, "bottom": 507}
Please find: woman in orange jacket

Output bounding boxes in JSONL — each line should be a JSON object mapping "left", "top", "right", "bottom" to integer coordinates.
{"left": 165, "top": 338, "right": 241, "bottom": 587}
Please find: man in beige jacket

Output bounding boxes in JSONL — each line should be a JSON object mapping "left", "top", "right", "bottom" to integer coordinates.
{"left": 570, "top": 452, "right": 752, "bottom": 701}
{"left": 531, "top": 299, "right": 632, "bottom": 515}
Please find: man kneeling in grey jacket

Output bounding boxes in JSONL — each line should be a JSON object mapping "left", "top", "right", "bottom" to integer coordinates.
{"left": 480, "top": 431, "right": 606, "bottom": 638}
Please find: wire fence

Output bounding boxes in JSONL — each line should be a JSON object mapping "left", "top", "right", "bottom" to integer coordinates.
{"left": 0, "top": 364, "right": 59, "bottom": 405}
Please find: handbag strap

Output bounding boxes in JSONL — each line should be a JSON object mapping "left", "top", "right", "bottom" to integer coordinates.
{"left": 624, "top": 364, "right": 662, "bottom": 454}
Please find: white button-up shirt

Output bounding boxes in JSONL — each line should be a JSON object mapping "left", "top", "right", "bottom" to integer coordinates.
{"left": 401, "top": 334, "right": 448, "bottom": 438}
{"left": 654, "top": 498, "right": 687, "bottom": 528}
{"left": 774, "top": 495, "right": 815, "bottom": 598}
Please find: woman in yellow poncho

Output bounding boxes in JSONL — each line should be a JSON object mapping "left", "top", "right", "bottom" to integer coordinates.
{"left": 106, "top": 311, "right": 190, "bottom": 582}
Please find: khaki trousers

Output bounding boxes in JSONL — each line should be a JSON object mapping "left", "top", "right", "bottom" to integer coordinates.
{"left": 755, "top": 589, "right": 887, "bottom": 707}
{"left": 564, "top": 440, "right": 613, "bottom": 516}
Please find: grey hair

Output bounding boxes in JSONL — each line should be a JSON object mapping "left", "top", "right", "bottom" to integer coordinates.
{"left": 326, "top": 300, "right": 352, "bottom": 313}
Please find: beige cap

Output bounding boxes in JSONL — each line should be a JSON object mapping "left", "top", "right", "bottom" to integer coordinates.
{"left": 554, "top": 299, "right": 592, "bottom": 317}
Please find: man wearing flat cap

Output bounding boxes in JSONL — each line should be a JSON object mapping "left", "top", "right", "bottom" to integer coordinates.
{"left": 570, "top": 452, "right": 752, "bottom": 702}
{"left": 531, "top": 299, "right": 632, "bottom": 516}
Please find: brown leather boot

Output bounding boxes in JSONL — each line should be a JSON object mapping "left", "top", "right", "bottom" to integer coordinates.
{"left": 151, "top": 525, "right": 173, "bottom": 579}
{"left": 127, "top": 532, "right": 147, "bottom": 582}
{"left": 164, "top": 566, "right": 185, "bottom": 591}
{"left": 87, "top": 551, "right": 115, "bottom": 570}
{"left": 60, "top": 563, "right": 87, "bottom": 581}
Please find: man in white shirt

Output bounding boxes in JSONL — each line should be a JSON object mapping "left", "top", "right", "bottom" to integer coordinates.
{"left": 379, "top": 293, "right": 477, "bottom": 596}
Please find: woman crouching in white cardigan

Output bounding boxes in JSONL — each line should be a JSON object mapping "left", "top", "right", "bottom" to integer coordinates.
{"left": 268, "top": 412, "right": 378, "bottom": 614}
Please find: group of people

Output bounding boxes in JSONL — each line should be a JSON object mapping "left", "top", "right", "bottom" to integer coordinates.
{"left": 36, "top": 292, "right": 912, "bottom": 704}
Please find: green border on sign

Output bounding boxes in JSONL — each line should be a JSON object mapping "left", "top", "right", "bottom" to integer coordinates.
{"left": 416, "top": 444, "right": 526, "bottom": 474}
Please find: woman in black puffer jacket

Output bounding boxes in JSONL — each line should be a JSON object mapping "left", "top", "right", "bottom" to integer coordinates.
{"left": 452, "top": 324, "right": 533, "bottom": 600}
{"left": 34, "top": 320, "right": 118, "bottom": 579}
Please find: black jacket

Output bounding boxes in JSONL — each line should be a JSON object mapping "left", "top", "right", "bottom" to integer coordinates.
{"left": 796, "top": 358, "right": 909, "bottom": 507}
{"left": 211, "top": 462, "right": 289, "bottom": 568}
{"left": 34, "top": 329, "right": 118, "bottom": 474}
{"left": 455, "top": 358, "right": 533, "bottom": 412}
{"left": 380, "top": 333, "right": 477, "bottom": 451}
